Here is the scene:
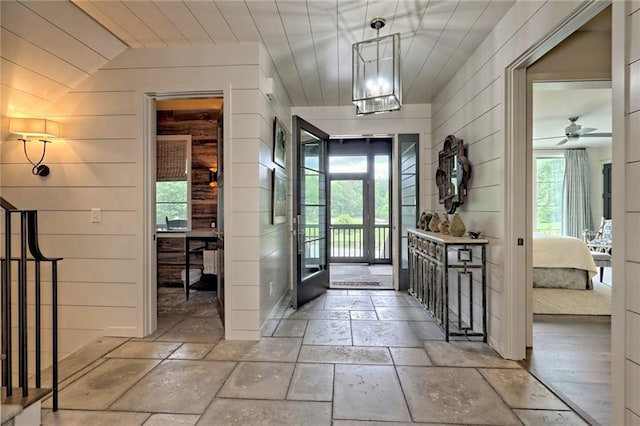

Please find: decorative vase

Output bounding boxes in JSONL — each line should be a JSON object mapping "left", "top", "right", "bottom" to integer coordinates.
{"left": 428, "top": 212, "right": 441, "bottom": 232}
{"left": 438, "top": 215, "right": 450, "bottom": 235}
{"left": 423, "top": 212, "right": 433, "bottom": 230}
{"left": 450, "top": 213, "right": 466, "bottom": 237}
{"left": 417, "top": 211, "right": 431, "bottom": 230}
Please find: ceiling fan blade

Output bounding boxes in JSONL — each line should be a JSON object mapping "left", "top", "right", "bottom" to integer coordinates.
{"left": 533, "top": 135, "right": 567, "bottom": 141}
{"left": 556, "top": 138, "right": 569, "bottom": 146}
{"left": 579, "top": 127, "right": 597, "bottom": 134}
{"left": 580, "top": 132, "right": 612, "bottom": 138}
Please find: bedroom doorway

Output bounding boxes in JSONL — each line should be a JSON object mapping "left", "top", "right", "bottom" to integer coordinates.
{"left": 522, "top": 6, "right": 612, "bottom": 425}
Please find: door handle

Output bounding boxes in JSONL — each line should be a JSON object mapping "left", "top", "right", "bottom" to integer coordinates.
{"left": 297, "top": 215, "right": 304, "bottom": 255}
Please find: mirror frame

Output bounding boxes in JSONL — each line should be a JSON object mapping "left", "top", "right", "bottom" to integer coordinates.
{"left": 435, "top": 135, "right": 471, "bottom": 213}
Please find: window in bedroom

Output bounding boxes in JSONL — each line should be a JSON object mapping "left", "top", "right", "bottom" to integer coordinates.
{"left": 535, "top": 156, "right": 565, "bottom": 235}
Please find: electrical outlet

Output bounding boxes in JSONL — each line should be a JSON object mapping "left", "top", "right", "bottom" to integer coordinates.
{"left": 269, "top": 281, "right": 274, "bottom": 296}
{"left": 91, "top": 208, "right": 101, "bottom": 223}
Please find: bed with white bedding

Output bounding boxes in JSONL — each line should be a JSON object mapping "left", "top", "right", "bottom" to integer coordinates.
{"left": 533, "top": 233, "right": 597, "bottom": 289}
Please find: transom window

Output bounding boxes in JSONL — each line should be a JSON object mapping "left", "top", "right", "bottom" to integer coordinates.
{"left": 329, "top": 155, "right": 367, "bottom": 173}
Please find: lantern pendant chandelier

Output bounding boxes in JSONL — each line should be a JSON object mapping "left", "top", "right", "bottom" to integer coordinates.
{"left": 352, "top": 18, "right": 401, "bottom": 115}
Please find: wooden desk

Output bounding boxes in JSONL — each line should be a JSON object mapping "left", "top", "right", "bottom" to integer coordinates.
{"left": 184, "top": 229, "right": 218, "bottom": 300}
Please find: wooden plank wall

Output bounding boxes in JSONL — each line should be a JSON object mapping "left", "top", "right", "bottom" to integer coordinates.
{"left": 156, "top": 109, "right": 219, "bottom": 286}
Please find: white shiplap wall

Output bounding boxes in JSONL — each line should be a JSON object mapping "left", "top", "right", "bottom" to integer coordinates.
{"left": 257, "top": 46, "right": 293, "bottom": 331}
{"left": 430, "top": 1, "right": 599, "bottom": 355}
{"left": 622, "top": 2, "right": 640, "bottom": 423}
{"left": 1, "top": 43, "right": 268, "bottom": 360}
{"left": 226, "top": 43, "right": 293, "bottom": 337}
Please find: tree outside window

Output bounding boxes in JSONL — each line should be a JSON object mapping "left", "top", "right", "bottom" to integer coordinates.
{"left": 535, "top": 157, "right": 565, "bottom": 235}
{"left": 157, "top": 181, "right": 188, "bottom": 230}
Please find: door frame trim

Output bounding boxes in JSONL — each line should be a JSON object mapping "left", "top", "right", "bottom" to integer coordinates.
{"left": 503, "top": 1, "right": 610, "bottom": 360}
{"left": 142, "top": 90, "right": 224, "bottom": 336}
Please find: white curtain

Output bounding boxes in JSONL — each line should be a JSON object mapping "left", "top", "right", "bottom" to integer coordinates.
{"left": 562, "top": 149, "right": 591, "bottom": 238}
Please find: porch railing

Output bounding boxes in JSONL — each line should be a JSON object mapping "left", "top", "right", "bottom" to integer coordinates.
{"left": 328, "top": 224, "right": 390, "bottom": 262}
{"left": 1, "top": 197, "right": 62, "bottom": 411}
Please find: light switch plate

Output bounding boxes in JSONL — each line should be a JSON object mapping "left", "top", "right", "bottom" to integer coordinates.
{"left": 91, "top": 208, "right": 101, "bottom": 223}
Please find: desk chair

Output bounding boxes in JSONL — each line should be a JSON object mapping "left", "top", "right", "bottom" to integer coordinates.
{"left": 165, "top": 216, "right": 187, "bottom": 231}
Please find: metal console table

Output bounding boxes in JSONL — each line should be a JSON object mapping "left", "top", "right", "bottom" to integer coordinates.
{"left": 408, "top": 229, "right": 488, "bottom": 341}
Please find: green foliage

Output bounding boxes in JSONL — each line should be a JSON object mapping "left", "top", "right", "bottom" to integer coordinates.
{"left": 156, "top": 181, "right": 188, "bottom": 226}
{"left": 329, "top": 177, "right": 390, "bottom": 225}
{"left": 535, "top": 158, "right": 564, "bottom": 235}
{"left": 335, "top": 213, "right": 357, "bottom": 224}
{"left": 374, "top": 177, "right": 389, "bottom": 223}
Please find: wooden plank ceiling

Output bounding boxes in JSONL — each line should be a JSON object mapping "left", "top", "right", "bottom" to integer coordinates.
{"left": 72, "top": 0, "right": 515, "bottom": 106}
{"left": 1, "top": 0, "right": 516, "bottom": 116}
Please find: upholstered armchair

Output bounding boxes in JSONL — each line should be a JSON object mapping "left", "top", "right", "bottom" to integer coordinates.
{"left": 584, "top": 218, "right": 612, "bottom": 254}
{"left": 584, "top": 218, "right": 612, "bottom": 283}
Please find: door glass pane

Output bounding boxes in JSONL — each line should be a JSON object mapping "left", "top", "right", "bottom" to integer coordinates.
{"left": 399, "top": 135, "right": 418, "bottom": 277}
{"left": 329, "top": 156, "right": 367, "bottom": 173}
{"left": 374, "top": 155, "right": 390, "bottom": 260}
{"left": 330, "top": 180, "right": 364, "bottom": 225}
{"left": 301, "top": 130, "right": 326, "bottom": 280}
{"left": 330, "top": 179, "right": 364, "bottom": 260}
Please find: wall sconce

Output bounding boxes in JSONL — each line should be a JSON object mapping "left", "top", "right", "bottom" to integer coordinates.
{"left": 209, "top": 167, "right": 218, "bottom": 187}
{"left": 9, "top": 118, "right": 60, "bottom": 177}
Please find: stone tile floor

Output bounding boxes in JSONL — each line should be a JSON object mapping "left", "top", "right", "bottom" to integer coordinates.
{"left": 40, "top": 287, "right": 589, "bottom": 425}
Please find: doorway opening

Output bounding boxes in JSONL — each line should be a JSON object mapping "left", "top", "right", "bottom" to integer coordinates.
{"left": 327, "top": 137, "right": 393, "bottom": 290}
{"left": 144, "top": 93, "right": 224, "bottom": 337}
{"left": 516, "top": 6, "right": 612, "bottom": 425}
{"left": 526, "top": 81, "right": 612, "bottom": 426}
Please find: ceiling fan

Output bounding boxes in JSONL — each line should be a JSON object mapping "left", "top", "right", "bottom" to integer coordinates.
{"left": 554, "top": 116, "right": 612, "bottom": 146}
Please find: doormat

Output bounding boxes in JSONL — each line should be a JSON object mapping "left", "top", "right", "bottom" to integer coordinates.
{"left": 331, "top": 281, "right": 381, "bottom": 287}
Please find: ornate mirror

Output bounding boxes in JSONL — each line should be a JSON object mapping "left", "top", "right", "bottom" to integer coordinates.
{"left": 436, "top": 135, "right": 471, "bottom": 213}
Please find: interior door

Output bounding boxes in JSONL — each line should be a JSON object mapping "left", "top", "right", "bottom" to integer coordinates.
{"left": 292, "top": 116, "right": 330, "bottom": 309}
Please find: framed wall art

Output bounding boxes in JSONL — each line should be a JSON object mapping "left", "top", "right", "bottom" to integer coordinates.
{"left": 273, "top": 117, "right": 286, "bottom": 168}
{"left": 271, "top": 168, "right": 287, "bottom": 224}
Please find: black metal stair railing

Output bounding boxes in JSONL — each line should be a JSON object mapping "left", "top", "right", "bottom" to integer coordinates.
{"left": 1, "top": 196, "right": 62, "bottom": 411}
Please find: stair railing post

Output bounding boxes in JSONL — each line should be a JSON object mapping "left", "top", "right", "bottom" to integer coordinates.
{"left": 35, "top": 260, "right": 42, "bottom": 388}
{"left": 19, "top": 211, "right": 29, "bottom": 397}
{"left": 2, "top": 208, "right": 12, "bottom": 395}
{"left": 52, "top": 260, "right": 59, "bottom": 411}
